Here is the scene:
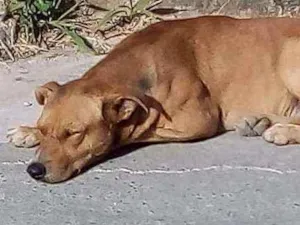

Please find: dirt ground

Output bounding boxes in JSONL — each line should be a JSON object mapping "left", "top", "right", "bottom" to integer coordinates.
{"left": 90, "top": 0, "right": 300, "bottom": 18}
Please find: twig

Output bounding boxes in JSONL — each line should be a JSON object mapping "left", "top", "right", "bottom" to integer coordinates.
{"left": 0, "top": 39, "right": 14, "bottom": 61}
{"left": 129, "top": 0, "right": 133, "bottom": 9}
{"left": 10, "top": 20, "right": 16, "bottom": 46}
{"left": 146, "top": 0, "right": 163, "bottom": 10}
{"left": 217, "top": 0, "right": 232, "bottom": 14}
{"left": 55, "top": 0, "right": 63, "bottom": 9}
{"left": 57, "top": 1, "right": 82, "bottom": 21}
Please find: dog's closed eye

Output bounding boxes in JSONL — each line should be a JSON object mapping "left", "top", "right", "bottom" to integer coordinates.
{"left": 64, "top": 129, "right": 85, "bottom": 146}
{"left": 64, "top": 129, "right": 83, "bottom": 138}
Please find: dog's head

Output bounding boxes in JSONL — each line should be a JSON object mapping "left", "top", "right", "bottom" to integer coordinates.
{"left": 27, "top": 81, "right": 148, "bottom": 183}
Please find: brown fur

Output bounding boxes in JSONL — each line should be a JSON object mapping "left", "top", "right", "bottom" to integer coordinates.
{"left": 8, "top": 16, "right": 300, "bottom": 183}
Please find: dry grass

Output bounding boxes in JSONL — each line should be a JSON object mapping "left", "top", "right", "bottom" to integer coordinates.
{"left": 0, "top": 0, "right": 166, "bottom": 61}
{"left": 1, "top": 0, "right": 300, "bottom": 61}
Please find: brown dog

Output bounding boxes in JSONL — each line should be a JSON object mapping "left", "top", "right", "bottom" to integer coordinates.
{"left": 7, "top": 16, "right": 300, "bottom": 183}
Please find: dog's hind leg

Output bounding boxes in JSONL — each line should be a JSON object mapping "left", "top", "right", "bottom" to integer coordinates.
{"left": 255, "top": 39, "right": 300, "bottom": 145}
{"left": 7, "top": 126, "right": 40, "bottom": 148}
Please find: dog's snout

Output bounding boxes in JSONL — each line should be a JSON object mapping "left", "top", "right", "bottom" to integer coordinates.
{"left": 26, "top": 162, "right": 46, "bottom": 180}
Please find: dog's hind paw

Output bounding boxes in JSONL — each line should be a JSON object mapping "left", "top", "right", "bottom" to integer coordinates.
{"left": 234, "top": 116, "right": 271, "bottom": 137}
{"left": 262, "top": 123, "right": 297, "bottom": 145}
{"left": 7, "top": 126, "right": 40, "bottom": 148}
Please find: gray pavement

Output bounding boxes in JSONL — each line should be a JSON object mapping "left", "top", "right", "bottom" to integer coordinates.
{"left": 1, "top": 52, "right": 300, "bottom": 225}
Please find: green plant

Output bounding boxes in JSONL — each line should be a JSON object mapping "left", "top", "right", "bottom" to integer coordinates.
{"left": 8, "top": 0, "right": 95, "bottom": 53}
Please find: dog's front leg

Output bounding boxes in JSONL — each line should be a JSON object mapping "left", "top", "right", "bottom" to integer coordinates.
{"left": 234, "top": 116, "right": 271, "bottom": 137}
{"left": 7, "top": 126, "right": 40, "bottom": 148}
{"left": 232, "top": 114, "right": 300, "bottom": 145}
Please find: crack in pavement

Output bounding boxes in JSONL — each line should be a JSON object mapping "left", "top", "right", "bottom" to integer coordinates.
{"left": 90, "top": 165, "right": 298, "bottom": 175}
{"left": 1, "top": 161, "right": 297, "bottom": 175}
{"left": 1, "top": 160, "right": 30, "bottom": 165}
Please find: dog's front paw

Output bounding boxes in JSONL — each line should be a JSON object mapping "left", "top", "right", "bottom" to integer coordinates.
{"left": 235, "top": 116, "right": 271, "bottom": 137}
{"left": 262, "top": 124, "right": 292, "bottom": 145}
{"left": 7, "top": 127, "right": 40, "bottom": 148}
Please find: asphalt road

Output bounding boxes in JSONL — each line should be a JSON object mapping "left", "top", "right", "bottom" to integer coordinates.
{"left": 1, "top": 52, "right": 300, "bottom": 225}
{"left": 2, "top": 134, "right": 300, "bottom": 225}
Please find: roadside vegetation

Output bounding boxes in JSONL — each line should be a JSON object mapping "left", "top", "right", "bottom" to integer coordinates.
{"left": 0, "top": 0, "right": 299, "bottom": 61}
{"left": 0, "top": 0, "right": 173, "bottom": 61}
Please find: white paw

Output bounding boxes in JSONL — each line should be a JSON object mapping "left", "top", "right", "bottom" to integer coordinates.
{"left": 7, "top": 127, "right": 40, "bottom": 148}
{"left": 262, "top": 124, "right": 290, "bottom": 146}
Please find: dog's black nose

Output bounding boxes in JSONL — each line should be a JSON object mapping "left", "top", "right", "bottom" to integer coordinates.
{"left": 26, "top": 162, "right": 46, "bottom": 180}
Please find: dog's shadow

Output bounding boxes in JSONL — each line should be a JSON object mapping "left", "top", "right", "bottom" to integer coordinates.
{"left": 75, "top": 133, "right": 224, "bottom": 180}
{"left": 75, "top": 142, "right": 154, "bottom": 179}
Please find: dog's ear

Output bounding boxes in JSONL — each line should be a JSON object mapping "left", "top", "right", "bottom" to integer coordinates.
{"left": 103, "top": 96, "right": 149, "bottom": 124}
{"left": 35, "top": 81, "right": 60, "bottom": 105}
